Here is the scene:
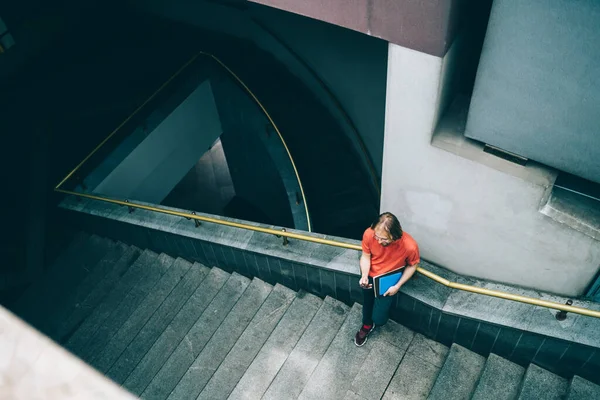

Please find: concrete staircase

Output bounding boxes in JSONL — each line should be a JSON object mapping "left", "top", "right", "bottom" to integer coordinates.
{"left": 8, "top": 232, "right": 600, "bottom": 400}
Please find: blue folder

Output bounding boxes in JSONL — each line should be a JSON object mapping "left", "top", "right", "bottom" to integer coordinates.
{"left": 374, "top": 268, "right": 404, "bottom": 297}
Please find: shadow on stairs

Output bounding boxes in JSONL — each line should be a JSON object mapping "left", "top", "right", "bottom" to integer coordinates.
{"left": 6, "top": 232, "right": 600, "bottom": 400}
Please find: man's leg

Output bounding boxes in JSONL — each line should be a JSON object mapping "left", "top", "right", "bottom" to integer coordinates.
{"left": 372, "top": 294, "right": 395, "bottom": 326}
{"left": 356, "top": 277, "right": 376, "bottom": 346}
{"left": 362, "top": 277, "right": 375, "bottom": 326}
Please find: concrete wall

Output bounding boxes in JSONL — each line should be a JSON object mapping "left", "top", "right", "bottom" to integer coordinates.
{"left": 381, "top": 42, "right": 600, "bottom": 296}
{"left": 1, "top": 306, "right": 136, "bottom": 399}
{"left": 129, "top": 0, "right": 387, "bottom": 181}
{"left": 94, "top": 80, "right": 223, "bottom": 204}
{"left": 465, "top": 0, "right": 600, "bottom": 184}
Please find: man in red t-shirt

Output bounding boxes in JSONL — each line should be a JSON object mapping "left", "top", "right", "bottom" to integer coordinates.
{"left": 355, "top": 212, "right": 420, "bottom": 346}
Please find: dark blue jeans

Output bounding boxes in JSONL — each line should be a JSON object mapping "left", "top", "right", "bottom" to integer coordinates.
{"left": 362, "top": 276, "right": 395, "bottom": 326}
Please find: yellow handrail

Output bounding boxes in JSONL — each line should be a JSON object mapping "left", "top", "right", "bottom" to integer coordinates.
{"left": 55, "top": 188, "right": 600, "bottom": 319}
{"left": 55, "top": 51, "right": 312, "bottom": 231}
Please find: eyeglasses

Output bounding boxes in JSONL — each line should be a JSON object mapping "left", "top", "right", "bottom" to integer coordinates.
{"left": 374, "top": 233, "right": 393, "bottom": 244}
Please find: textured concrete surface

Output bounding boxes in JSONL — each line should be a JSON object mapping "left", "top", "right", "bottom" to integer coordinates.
{"left": 196, "top": 284, "right": 296, "bottom": 400}
{"left": 41, "top": 235, "right": 114, "bottom": 313}
{"left": 134, "top": 272, "right": 250, "bottom": 398}
{"left": 406, "top": 333, "right": 450, "bottom": 367}
{"left": 0, "top": 306, "right": 136, "bottom": 400}
{"left": 114, "top": 267, "right": 228, "bottom": 387}
{"left": 382, "top": 334, "right": 449, "bottom": 400}
{"left": 541, "top": 187, "right": 600, "bottom": 241}
{"left": 518, "top": 364, "right": 568, "bottom": 400}
{"left": 39, "top": 241, "right": 128, "bottom": 337}
{"left": 350, "top": 338, "right": 405, "bottom": 400}
{"left": 345, "top": 390, "right": 363, "bottom": 400}
{"left": 567, "top": 376, "right": 600, "bottom": 400}
{"left": 229, "top": 291, "right": 322, "bottom": 399}
{"left": 90, "top": 257, "right": 193, "bottom": 372}
{"left": 465, "top": 0, "right": 600, "bottom": 184}
{"left": 428, "top": 344, "right": 486, "bottom": 400}
{"left": 298, "top": 304, "right": 371, "bottom": 400}
{"left": 383, "top": 350, "right": 443, "bottom": 400}
{"left": 164, "top": 278, "right": 273, "bottom": 400}
{"left": 373, "top": 319, "right": 416, "bottom": 351}
{"left": 76, "top": 253, "right": 174, "bottom": 361}
{"left": 382, "top": 41, "right": 600, "bottom": 296}
{"left": 56, "top": 245, "right": 141, "bottom": 340}
{"left": 15, "top": 234, "right": 107, "bottom": 326}
{"left": 64, "top": 250, "right": 160, "bottom": 351}
{"left": 263, "top": 296, "right": 349, "bottom": 400}
{"left": 472, "top": 353, "right": 525, "bottom": 400}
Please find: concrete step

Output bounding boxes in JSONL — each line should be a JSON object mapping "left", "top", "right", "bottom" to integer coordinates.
{"left": 75, "top": 253, "right": 175, "bottom": 362}
{"left": 113, "top": 267, "right": 230, "bottom": 387}
{"left": 567, "top": 375, "right": 600, "bottom": 400}
{"left": 41, "top": 241, "right": 129, "bottom": 339}
{"left": 90, "top": 257, "right": 194, "bottom": 373}
{"left": 166, "top": 278, "right": 273, "bottom": 400}
{"left": 63, "top": 250, "right": 161, "bottom": 351}
{"left": 262, "top": 296, "right": 350, "bottom": 400}
{"left": 427, "top": 343, "right": 486, "bottom": 400}
{"left": 41, "top": 235, "right": 114, "bottom": 317}
{"left": 17, "top": 234, "right": 110, "bottom": 328}
{"left": 128, "top": 272, "right": 251, "bottom": 397}
{"left": 348, "top": 319, "right": 415, "bottom": 400}
{"left": 382, "top": 333, "right": 449, "bottom": 400}
{"left": 97, "top": 261, "right": 209, "bottom": 380}
{"left": 55, "top": 245, "right": 141, "bottom": 341}
{"left": 472, "top": 353, "right": 525, "bottom": 400}
{"left": 517, "top": 364, "right": 568, "bottom": 400}
{"left": 229, "top": 291, "right": 323, "bottom": 400}
{"left": 196, "top": 284, "right": 296, "bottom": 400}
{"left": 44, "top": 231, "right": 91, "bottom": 275}
{"left": 12, "top": 231, "right": 90, "bottom": 316}
{"left": 298, "top": 303, "right": 372, "bottom": 400}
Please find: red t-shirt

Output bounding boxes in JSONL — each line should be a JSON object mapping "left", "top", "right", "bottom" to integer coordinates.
{"left": 362, "top": 228, "right": 420, "bottom": 277}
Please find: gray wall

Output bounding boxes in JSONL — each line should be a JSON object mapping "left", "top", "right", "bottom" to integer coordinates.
{"left": 382, "top": 41, "right": 600, "bottom": 296}
{"left": 129, "top": 0, "right": 387, "bottom": 181}
{"left": 465, "top": 0, "right": 600, "bottom": 184}
{"left": 94, "top": 80, "right": 223, "bottom": 204}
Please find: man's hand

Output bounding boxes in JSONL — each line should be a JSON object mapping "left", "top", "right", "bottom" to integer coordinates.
{"left": 383, "top": 285, "right": 400, "bottom": 297}
{"left": 359, "top": 275, "right": 372, "bottom": 289}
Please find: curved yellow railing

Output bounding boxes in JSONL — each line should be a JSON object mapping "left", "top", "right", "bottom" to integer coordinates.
{"left": 56, "top": 51, "right": 312, "bottom": 231}
{"left": 54, "top": 189, "right": 600, "bottom": 319}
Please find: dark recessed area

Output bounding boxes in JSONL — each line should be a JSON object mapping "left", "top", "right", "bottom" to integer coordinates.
{"left": 483, "top": 144, "right": 528, "bottom": 166}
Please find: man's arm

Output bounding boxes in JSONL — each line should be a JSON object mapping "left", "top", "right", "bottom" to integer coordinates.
{"left": 359, "top": 252, "right": 372, "bottom": 288}
{"left": 383, "top": 263, "right": 418, "bottom": 296}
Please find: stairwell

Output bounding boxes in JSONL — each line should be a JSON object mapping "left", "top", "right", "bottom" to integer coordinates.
{"left": 8, "top": 232, "right": 600, "bottom": 400}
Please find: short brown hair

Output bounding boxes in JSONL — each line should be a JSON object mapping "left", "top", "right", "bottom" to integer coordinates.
{"left": 371, "top": 212, "right": 403, "bottom": 241}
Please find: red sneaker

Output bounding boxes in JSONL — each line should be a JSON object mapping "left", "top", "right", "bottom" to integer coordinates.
{"left": 354, "top": 324, "right": 375, "bottom": 347}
